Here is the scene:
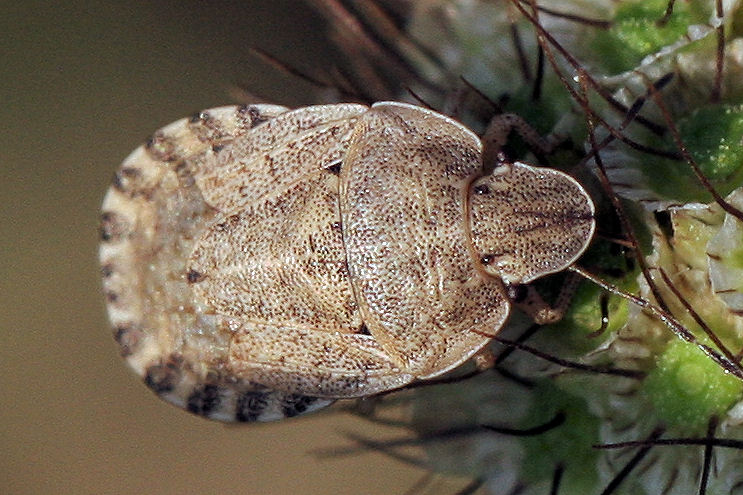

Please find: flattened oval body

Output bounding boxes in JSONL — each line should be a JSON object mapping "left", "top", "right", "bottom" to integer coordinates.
{"left": 99, "top": 101, "right": 595, "bottom": 422}
{"left": 340, "top": 103, "right": 510, "bottom": 378}
{"left": 100, "top": 103, "right": 371, "bottom": 422}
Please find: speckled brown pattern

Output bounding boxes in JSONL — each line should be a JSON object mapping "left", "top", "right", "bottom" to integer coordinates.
{"left": 469, "top": 162, "right": 596, "bottom": 285}
{"left": 99, "top": 101, "right": 595, "bottom": 422}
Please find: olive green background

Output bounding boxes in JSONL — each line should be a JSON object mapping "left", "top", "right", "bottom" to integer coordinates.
{"left": 1, "top": 2, "right": 438, "bottom": 493}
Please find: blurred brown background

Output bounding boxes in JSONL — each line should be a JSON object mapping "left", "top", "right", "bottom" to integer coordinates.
{"left": 0, "top": 2, "right": 434, "bottom": 493}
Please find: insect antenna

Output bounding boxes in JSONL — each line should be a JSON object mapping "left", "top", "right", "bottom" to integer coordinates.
{"left": 605, "top": 110, "right": 738, "bottom": 380}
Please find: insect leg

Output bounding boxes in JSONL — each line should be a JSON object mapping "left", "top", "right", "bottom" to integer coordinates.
{"left": 505, "top": 273, "right": 582, "bottom": 325}
{"left": 481, "top": 113, "right": 560, "bottom": 169}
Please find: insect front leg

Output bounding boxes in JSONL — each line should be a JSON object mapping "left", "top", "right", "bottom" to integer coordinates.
{"left": 481, "top": 113, "right": 562, "bottom": 168}
{"left": 505, "top": 273, "right": 582, "bottom": 325}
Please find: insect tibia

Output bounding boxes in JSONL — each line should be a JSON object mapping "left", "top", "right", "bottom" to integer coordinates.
{"left": 506, "top": 278, "right": 581, "bottom": 325}
{"left": 481, "top": 113, "right": 558, "bottom": 170}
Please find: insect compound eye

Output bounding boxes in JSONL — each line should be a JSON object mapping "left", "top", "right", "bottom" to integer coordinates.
{"left": 480, "top": 253, "right": 495, "bottom": 266}
{"left": 473, "top": 184, "right": 491, "bottom": 195}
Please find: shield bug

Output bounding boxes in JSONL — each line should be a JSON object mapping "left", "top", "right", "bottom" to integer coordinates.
{"left": 99, "top": 101, "right": 595, "bottom": 422}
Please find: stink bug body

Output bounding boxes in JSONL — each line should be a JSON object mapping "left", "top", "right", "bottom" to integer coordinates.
{"left": 100, "top": 102, "right": 595, "bottom": 422}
